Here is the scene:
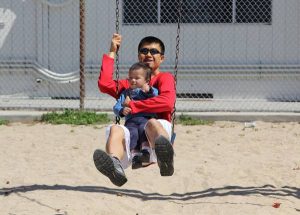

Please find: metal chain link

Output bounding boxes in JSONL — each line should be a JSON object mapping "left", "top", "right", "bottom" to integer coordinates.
{"left": 115, "top": 0, "right": 120, "bottom": 124}
{"left": 115, "top": 0, "right": 120, "bottom": 95}
{"left": 79, "top": 0, "right": 85, "bottom": 110}
{"left": 172, "top": 0, "right": 182, "bottom": 135}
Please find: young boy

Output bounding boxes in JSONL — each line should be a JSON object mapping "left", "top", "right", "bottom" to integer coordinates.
{"left": 113, "top": 62, "right": 158, "bottom": 169}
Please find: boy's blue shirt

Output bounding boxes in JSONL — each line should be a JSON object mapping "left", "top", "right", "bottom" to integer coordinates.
{"left": 113, "top": 87, "right": 158, "bottom": 121}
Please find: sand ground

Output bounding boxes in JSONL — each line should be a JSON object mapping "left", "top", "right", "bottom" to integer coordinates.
{"left": 0, "top": 121, "right": 299, "bottom": 215}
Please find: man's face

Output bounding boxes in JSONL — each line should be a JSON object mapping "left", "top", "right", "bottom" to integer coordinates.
{"left": 138, "top": 42, "right": 164, "bottom": 73}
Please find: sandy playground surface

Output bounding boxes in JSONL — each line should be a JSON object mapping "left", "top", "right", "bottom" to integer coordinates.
{"left": 0, "top": 121, "right": 299, "bottom": 215}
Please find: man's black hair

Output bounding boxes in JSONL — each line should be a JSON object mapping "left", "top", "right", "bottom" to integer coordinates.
{"left": 138, "top": 36, "right": 165, "bottom": 55}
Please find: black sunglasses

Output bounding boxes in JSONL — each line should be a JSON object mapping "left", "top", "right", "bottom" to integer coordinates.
{"left": 139, "top": 48, "right": 163, "bottom": 55}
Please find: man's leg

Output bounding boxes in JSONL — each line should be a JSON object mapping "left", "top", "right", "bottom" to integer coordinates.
{"left": 145, "top": 119, "right": 174, "bottom": 176}
{"left": 93, "top": 125, "right": 128, "bottom": 186}
{"left": 106, "top": 125, "right": 126, "bottom": 160}
{"left": 144, "top": 118, "right": 169, "bottom": 147}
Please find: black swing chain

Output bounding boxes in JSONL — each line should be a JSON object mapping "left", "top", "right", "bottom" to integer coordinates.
{"left": 115, "top": 0, "right": 121, "bottom": 124}
{"left": 172, "top": 0, "right": 182, "bottom": 135}
{"left": 114, "top": 0, "right": 181, "bottom": 127}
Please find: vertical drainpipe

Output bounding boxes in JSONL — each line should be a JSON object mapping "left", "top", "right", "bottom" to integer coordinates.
{"left": 232, "top": 0, "right": 237, "bottom": 23}
{"left": 79, "top": 0, "right": 85, "bottom": 110}
{"left": 158, "top": 0, "right": 161, "bottom": 24}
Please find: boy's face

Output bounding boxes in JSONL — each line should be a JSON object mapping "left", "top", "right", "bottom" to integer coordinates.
{"left": 127, "top": 68, "right": 147, "bottom": 89}
{"left": 138, "top": 42, "right": 164, "bottom": 73}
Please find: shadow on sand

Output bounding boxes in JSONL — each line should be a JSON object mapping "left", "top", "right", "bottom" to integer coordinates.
{"left": 1, "top": 184, "right": 299, "bottom": 201}
{"left": 1, "top": 184, "right": 300, "bottom": 213}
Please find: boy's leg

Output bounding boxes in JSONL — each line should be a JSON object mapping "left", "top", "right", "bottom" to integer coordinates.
{"left": 137, "top": 119, "right": 152, "bottom": 166}
{"left": 126, "top": 124, "right": 143, "bottom": 169}
{"left": 145, "top": 119, "right": 174, "bottom": 176}
{"left": 125, "top": 120, "right": 139, "bottom": 153}
{"left": 137, "top": 118, "right": 149, "bottom": 147}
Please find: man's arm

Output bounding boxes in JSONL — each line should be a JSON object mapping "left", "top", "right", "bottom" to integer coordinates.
{"left": 128, "top": 73, "right": 175, "bottom": 114}
{"left": 98, "top": 33, "right": 128, "bottom": 98}
{"left": 98, "top": 54, "right": 128, "bottom": 99}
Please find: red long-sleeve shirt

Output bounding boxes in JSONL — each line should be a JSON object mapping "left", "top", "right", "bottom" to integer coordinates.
{"left": 98, "top": 54, "right": 176, "bottom": 122}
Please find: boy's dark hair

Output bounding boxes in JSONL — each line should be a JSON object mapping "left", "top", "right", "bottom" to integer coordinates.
{"left": 138, "top": 36, "right": 165, "bottom": 55}
{"left": 129, "top": 62, "right": 152, "bottom": 81}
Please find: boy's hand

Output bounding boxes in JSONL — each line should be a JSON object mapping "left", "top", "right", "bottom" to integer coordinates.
{"left": 123, "top": 95, "right": 131, "bottom": 107}
{"left": 109, "top": 33, "right": 122, "bottom": 53}
{"left": 122, "top": 107, "right": 131, "bottom": 116}
{"left": 141, "top": 83, "right": 150, "bottom": 92}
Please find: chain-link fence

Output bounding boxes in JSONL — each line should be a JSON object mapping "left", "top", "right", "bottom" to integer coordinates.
{"left": 1, "top": 0, "right": 300, "bottom": 113}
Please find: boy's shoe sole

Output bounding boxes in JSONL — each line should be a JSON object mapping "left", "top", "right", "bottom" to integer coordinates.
{"left": 154, "top": 135, "right": 174, "bottom": 176}
{"left": 93, "top": 149, "right": 127, "bottom": 187}
{"left": 140, "top": 150, "right": 150, "bottom": 165}
{"left": 131, "top": 156, "right": 143, "bottom": 169}
{"left": 132, "top": 153, "right": 153, "bottom": 170}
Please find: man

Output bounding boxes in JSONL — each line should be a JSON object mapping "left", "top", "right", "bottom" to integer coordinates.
{"left": 93, "top": 33, "right": 175, "bottom": 187}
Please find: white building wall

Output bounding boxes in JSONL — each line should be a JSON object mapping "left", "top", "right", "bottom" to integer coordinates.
{"left": 0, "top": 0, "right": 36, "bottom": 60}
{"left": 0, "top": 0, "right": 300, "bottom": 111}
{"left": 1, "top": 0, "right": 299, "bottom": 67}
